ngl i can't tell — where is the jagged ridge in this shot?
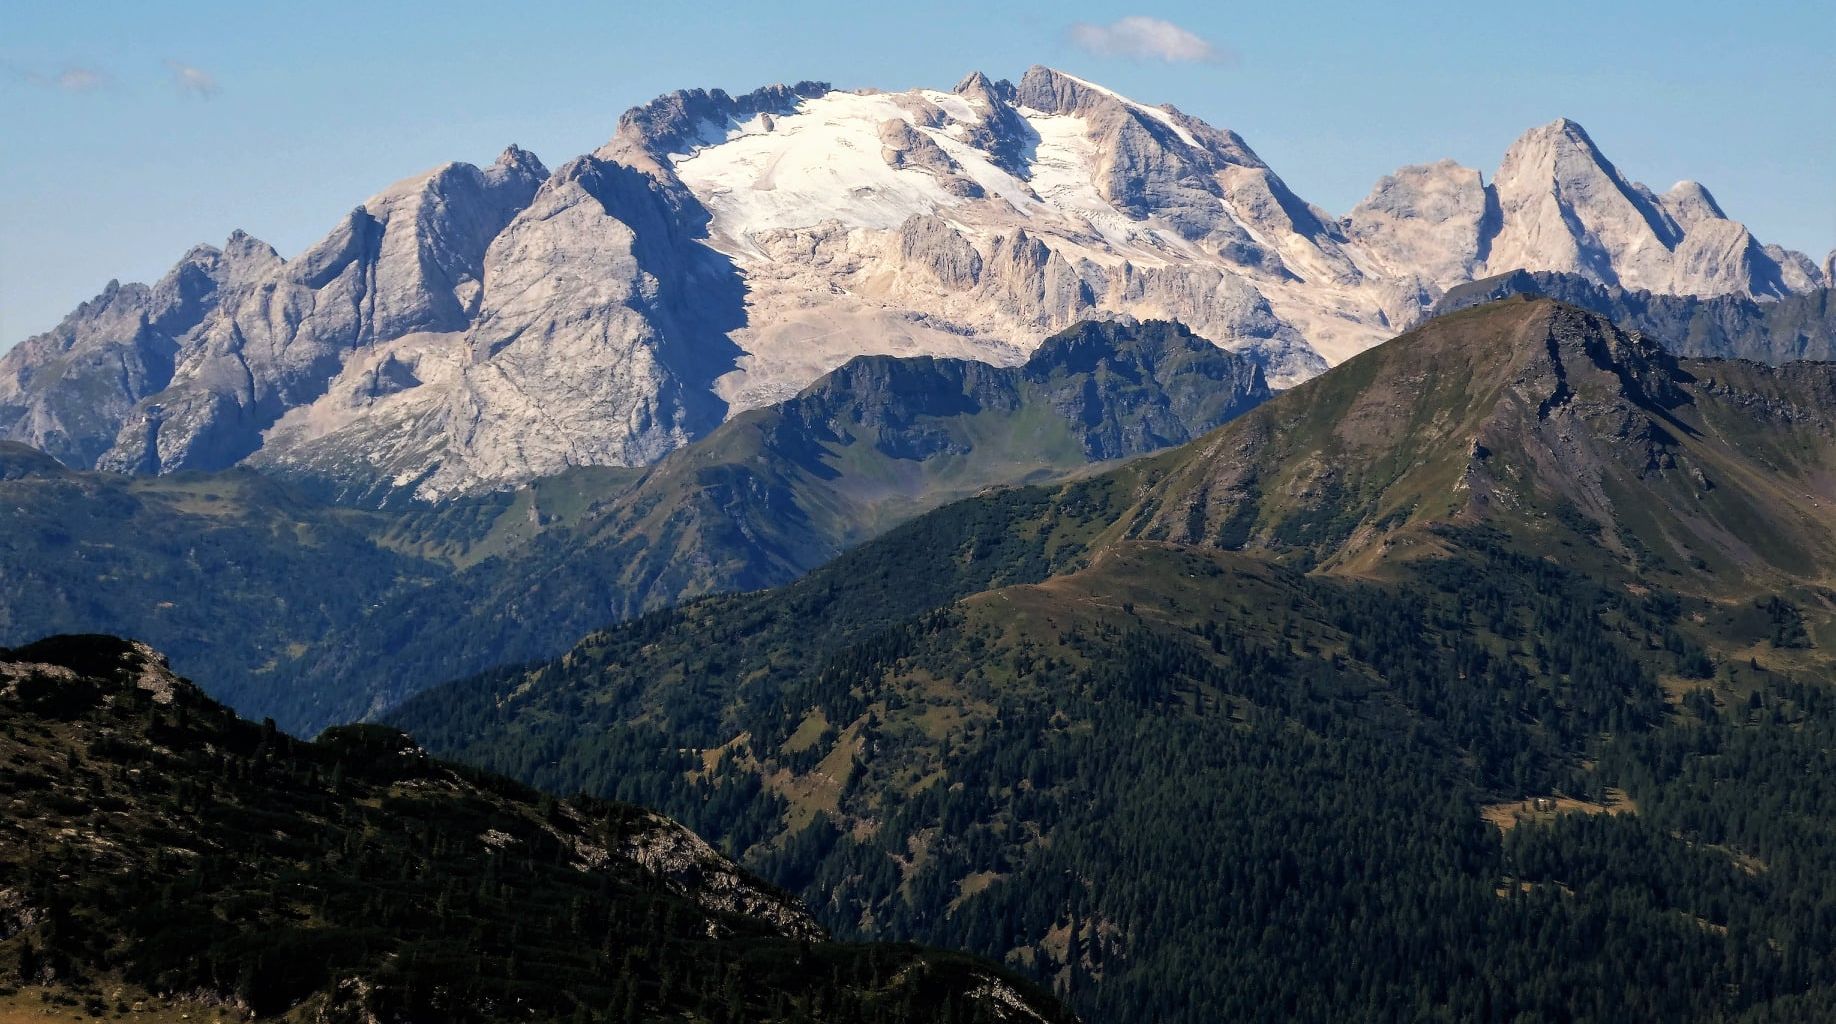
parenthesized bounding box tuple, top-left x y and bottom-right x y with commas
(3, 68, 1825, 501)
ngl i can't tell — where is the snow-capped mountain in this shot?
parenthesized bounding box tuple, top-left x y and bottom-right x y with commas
(2, 66, 1825, 502)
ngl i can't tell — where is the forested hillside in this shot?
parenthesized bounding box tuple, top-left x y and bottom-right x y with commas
(394, 299, 1836, 1022)
(0, 634, 1069, 1024)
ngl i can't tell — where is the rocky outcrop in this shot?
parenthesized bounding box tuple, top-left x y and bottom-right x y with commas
(244, 153, 742, 502)
(1346, 160, 1493, 289)
(0, 233, 278, 467)
(615, 809, 823, 941)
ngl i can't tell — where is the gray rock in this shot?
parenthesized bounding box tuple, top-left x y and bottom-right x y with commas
(0, 233, 278, 467)
(97, 148, 547, 474)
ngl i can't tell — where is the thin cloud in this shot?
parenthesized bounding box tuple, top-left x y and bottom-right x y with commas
(16, 65, 110, 92)
(164, 59, 220, 98)
(1068, 16, 1225, 64)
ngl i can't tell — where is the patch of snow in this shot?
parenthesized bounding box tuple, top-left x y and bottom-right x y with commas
(916, 89, 979, 124)
(671, 91, 974, 256)
(1020, 111, 1164, 253)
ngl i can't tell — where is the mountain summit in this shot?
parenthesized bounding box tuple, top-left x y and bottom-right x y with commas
(3, 69, 1824, 500)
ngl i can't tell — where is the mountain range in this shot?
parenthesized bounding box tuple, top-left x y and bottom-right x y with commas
(3, 66, 1826, 504)
(9, 59, 1836, 1024)
(391, 296, 1836, 1022)
(0, 319, 1267, 732)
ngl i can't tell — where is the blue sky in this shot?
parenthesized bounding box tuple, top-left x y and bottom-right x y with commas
(3, 0, 1832, 347)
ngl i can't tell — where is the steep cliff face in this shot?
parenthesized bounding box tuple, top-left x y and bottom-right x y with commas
(91, 149, 549, 477)
(244, 154, 744, 502)
(0, 233, 279, 467)
(5, 68, 1822, 501)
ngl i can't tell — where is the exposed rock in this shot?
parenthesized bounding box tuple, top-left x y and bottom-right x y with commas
(1347, 159, 1492, 289)
(0, 235, 277, 466)
(895, 214, 984, 289)
(94, 149, 548, 475)
(879, 119, 984, 197)
(616, 809, 823, 940)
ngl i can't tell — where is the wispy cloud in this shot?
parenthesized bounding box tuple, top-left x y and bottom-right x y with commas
(1068, 16, 1225, 64)
(16, 65, 110, 92)
(164, 59, 220, 98)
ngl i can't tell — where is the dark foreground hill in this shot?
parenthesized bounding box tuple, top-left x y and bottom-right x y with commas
(395, 298, 1836, 1023)
(0, 635, 1069, 1024)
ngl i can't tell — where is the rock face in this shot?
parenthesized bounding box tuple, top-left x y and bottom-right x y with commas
(1348, 120, 1819, 303)
(244, 154, 744, 502)
(0, 234, 279, 467)
(3, 68, 1824, 501)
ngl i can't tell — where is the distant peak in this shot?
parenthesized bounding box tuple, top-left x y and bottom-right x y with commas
(952, 69, 1016, 106)
(954, 70, 994, 94)
(1496, 118, 1618, 180)
(613, 80, 830, 157)
(179, 241, 222, 263)
(1016, 64, 1107, 114)
(1665, 179, 1725, 213)
(222, 229, 280, 264)
(495, 143, 545, 171)
(1516, 117, 1601, 150)
(491, 143, 550, 183)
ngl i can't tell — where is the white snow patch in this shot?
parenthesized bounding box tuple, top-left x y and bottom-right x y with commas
(671, 91, 975, 255)
(916, 89, 979, 125)
(1020, 112, 1164, 253)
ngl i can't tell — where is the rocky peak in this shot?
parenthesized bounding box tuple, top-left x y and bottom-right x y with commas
(952, 69, 1015, 105)
(1485, 117, 1692, 289)
(1494, 118, 1677, 243)
(610, 80, 831, 160)
(1531, 299, 1688, 412)
(490, 143, 548, 182)
(211, 229, 283, 287)
(1015, 64, 1110, 116)
(1659, 179, 1728, 230)
(1346, 158, 1493, 287)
